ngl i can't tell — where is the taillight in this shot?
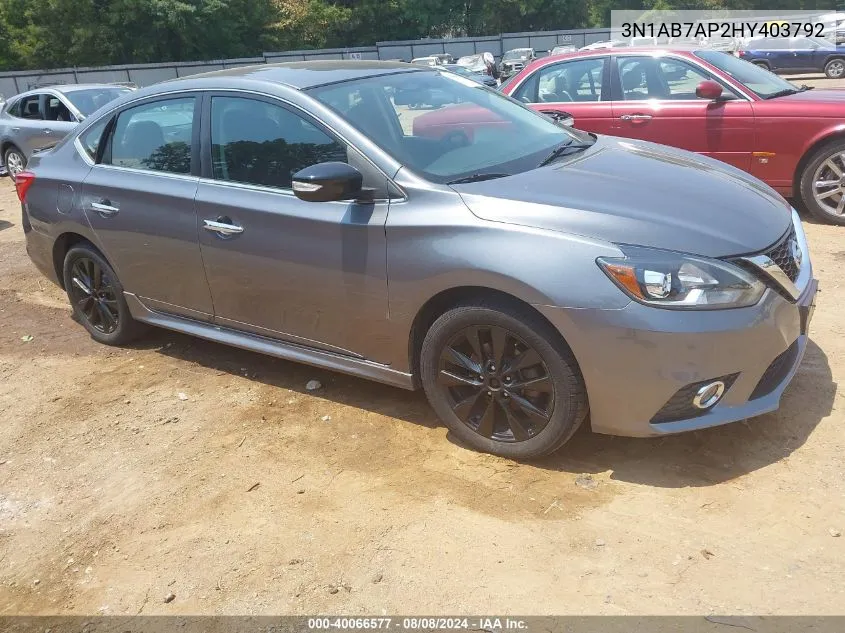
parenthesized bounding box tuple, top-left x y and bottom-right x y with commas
(735, 50, 746, 57)
(14, 171, 35, 203)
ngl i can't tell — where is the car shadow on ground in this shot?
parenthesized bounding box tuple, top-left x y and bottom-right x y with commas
(140, 330, 834, 489)
(0, 219, 13, 232)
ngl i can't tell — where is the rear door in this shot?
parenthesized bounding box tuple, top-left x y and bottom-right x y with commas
(611, 55, 755, 171)
(6, 93, 54, 155)
(80, 94, 214, 321)
(510, 56, 615, 134)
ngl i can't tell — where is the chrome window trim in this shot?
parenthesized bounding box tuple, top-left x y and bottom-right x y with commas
(70, 86, 407, 200)
(196, 176, 394, 205)
(91, 162, 198, 182)
(508, 52, 755, 103)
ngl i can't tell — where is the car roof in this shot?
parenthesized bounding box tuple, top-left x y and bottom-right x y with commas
(12, 83, 131, 98)
(172, 60, 423, 90)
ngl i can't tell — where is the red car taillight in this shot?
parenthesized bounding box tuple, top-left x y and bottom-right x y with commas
(734, 49, 746, 57)
(15, 171, 35, 203)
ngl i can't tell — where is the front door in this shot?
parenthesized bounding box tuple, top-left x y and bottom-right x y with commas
(195, 93, 390, 360)
(511, 56, 616, 135)
(80, 95, 214, 320)
(611, 55, 755, 172)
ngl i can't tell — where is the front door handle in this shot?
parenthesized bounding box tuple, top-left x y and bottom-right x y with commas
(619, 114, 653, 121)
(203, 218, 244, 236)
(42, 129, 53, 134)
(90, 200, 119, 217)
(11, 127, 20, 132)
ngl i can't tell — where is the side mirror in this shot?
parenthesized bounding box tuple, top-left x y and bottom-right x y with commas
(696, 80, 723, 100)
(541, 110, 575, 127)
(292, 162, 364, 203)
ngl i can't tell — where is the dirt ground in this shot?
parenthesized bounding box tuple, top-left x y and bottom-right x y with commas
(1, 78, 844, 617)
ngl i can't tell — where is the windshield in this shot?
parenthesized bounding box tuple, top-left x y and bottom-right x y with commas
(695, 50, 798, 98)
(504, 50, 531, 61)
(64, 87, 131, 116)
(309, 70, 581, 184)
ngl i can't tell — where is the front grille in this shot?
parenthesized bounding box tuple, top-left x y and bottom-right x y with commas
(651, 373, 739, 424)
(763, 225, 800, 283)
(749, 340, 800, 401)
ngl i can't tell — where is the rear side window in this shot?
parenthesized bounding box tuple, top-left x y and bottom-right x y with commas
(13, 95, 43, 120)
(79, 119, 109, 161)
(104, 97, 195, 174)
(210, 95, 346, 190)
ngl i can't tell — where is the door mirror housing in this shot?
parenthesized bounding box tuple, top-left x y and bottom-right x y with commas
(540, 110, 575, 127)
(696, 80, 723, 100)
(292, 162, 364, 203)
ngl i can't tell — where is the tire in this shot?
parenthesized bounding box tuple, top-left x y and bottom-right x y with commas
(798, 139, 845, 226)
(4, 146, 25, 180)
(62, 244, 147, 345)
(420, 299, 588, 459)
(824, 58, 845, 79)
(752, 61, 770, 71)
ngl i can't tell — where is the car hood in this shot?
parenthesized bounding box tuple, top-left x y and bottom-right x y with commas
(452, 136, 791, 258)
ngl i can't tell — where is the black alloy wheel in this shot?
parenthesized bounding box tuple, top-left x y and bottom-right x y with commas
(68, 256, 120, 334)
(437, 324, 554, 442)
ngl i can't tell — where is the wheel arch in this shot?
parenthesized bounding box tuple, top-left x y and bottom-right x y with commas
(793, 126, 845, 198)
(52, 232, 105, 289)
(407, 285, 582, 388)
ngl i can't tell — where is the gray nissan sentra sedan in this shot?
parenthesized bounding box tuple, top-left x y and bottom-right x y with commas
(16, 61, 818, 459)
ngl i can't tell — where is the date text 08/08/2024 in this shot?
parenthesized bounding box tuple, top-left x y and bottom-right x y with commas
(620, 21, 825, 39)
(307, 618, 528, 630)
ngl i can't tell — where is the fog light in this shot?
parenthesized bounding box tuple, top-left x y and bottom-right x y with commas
(692, 381, 725, 410)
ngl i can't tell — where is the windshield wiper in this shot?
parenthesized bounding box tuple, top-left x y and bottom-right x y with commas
(538, 140, 594, 167)
(447, 172, 510, 185)
(765, 88, 801, 99)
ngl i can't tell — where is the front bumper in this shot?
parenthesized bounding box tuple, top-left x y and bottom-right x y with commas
(537, 212, 818, 438)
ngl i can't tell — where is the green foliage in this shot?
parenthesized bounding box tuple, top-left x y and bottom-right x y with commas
(0, 0, 836, 71)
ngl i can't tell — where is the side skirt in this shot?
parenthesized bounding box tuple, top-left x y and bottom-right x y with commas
(124, 293, 416, 391)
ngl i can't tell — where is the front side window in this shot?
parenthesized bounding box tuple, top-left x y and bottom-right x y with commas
(310, 70, 581, 184)
(105, 97, 195, 174)
(45, 95, 74, 122)
(210, 96, 347, 190)
(695, 49, 798, 98)
(618, 56, 734, 101)
(536, 58, 605, 103)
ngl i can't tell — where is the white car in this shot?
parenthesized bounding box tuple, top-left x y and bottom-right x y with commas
(411, 56, 441, 67)
(550, 45, 576, 55)
(579, 39, 629, 51)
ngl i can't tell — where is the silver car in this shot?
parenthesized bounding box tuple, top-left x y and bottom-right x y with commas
(0, 84, 131, 178)
(17, 62, 818, 459)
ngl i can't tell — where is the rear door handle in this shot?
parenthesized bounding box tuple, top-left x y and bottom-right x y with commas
(619, 114, 653, 121)
(90, 200, 119, 217)
(203, 218, 244, 236)
(11, 127, 20, 132)
(42, 129, 53, 134)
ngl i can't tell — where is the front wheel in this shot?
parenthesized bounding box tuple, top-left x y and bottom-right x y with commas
(799, 140, 845, 226)
(825, 58, 845, 79)
(4, 146, 25, 180)
(420, 301, 588, 459)
(63, 244, 147, 345)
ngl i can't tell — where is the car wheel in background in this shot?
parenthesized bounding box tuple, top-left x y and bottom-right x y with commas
(752, 61, 770, 71)
(62, 244, 147, 345)
(4, 146, 25, 180)
(799, 139, 845, 226)
(420, 300, 588, 459)
(824, 58, 845, 79)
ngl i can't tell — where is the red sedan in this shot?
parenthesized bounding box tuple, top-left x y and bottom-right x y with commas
(495, 48, 845, 225)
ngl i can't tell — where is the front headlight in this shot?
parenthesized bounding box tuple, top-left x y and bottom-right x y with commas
(596, 246, 765, 310)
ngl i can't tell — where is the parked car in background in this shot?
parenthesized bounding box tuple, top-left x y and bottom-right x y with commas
(736, 36, 845, 78)
(442, 64, 498, 87)
(499, 48, 536, 79)
(579, 39, 628, 51)
(16, 61, 816, 458)
(456, 53, 492, 75)
(411, 56, 441, 67)
(550, 45, 577, 55)
(432, 53, 455, 64)
(0, 84, 131, 178)
(500, 47, 845, 225)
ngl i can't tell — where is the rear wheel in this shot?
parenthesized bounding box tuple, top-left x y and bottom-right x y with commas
(4, 146, 25, 180)
(799, 140, 845, 226)
(752, 61, 770, 71)
(824, 58, 845, 79)
(420, 300, 588, 459)
(62, 244, 147, 345)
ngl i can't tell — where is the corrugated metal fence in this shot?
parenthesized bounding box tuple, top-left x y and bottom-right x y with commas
(0, 28, 612, 97)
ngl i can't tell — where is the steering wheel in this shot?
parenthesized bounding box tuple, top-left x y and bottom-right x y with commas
(441, 130, 471, 150)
